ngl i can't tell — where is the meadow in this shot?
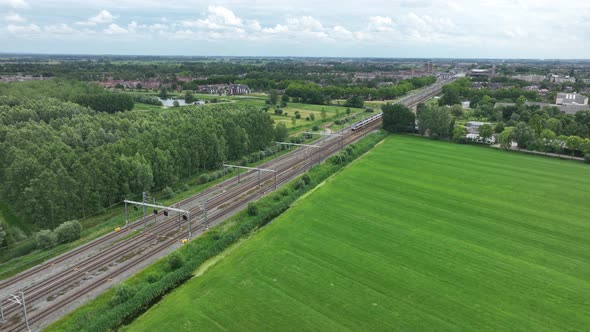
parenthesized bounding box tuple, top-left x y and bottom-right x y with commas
(125, 135, 590, 331)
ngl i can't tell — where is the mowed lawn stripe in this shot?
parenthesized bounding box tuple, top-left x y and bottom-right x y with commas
(126, 135, 590, 331)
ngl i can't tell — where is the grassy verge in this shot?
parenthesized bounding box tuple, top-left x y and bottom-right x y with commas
(45, 130, 389, 332)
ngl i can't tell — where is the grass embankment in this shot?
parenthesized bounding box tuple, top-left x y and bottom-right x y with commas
(125, 135, 590, 331)
(45, 131, 389, 332)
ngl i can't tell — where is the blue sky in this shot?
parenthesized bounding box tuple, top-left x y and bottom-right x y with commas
(1, 0, 589, 58)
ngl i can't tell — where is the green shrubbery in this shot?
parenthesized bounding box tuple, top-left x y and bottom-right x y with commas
(35, 220, 82, 249)
(47, 130, 388, 332)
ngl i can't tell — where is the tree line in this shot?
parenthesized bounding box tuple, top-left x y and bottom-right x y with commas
(0, 96, 275, 231)
(284, 76, 436, 105)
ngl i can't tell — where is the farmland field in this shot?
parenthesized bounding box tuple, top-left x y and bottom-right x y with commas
(125, 135, 590, 331)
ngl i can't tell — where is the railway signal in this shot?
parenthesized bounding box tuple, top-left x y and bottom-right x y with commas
(123, 200, 190, 235)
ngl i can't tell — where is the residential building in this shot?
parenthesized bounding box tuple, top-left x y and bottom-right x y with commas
(549, 74, 576, 83)
(556, 93, 588, 106)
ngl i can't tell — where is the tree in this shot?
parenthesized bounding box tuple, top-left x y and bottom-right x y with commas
(281, 94, 289, 103)
(499, 128, 513, 149)
(585, 154, 590, 164)
(173, 100, 180, 107)
(291, 116, 297, 127)
(416, 105, 451, 138)
(310, 113, 315, 121)
(344, 95, 364, 108)
(452, 126, 468, 141)
(36, 229, 57, 249)
(320, 108, 327, 121)
(159, 87, 169, 99)
(512, 122, 536, 150)
(539, 129, 557, 154)
(267, 90, 279, 105)
(55, 220, 82, 244)
(450, 104, 464, 118)
(184, 90, 195, 103)
(566, 135, 583, 158)
(528, 114, 543, 135)
(494, 122, 505, 133)
(478, 124, 493, 142)
(0, 223, 5, 247)
(275, 122, 288, 142)
(382, 103, 415, 133)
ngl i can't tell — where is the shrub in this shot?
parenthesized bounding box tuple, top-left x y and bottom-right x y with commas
(302, 174, 311, 185)
(55, 220, 82, 244)
(36, 229, 57, 249)
(585, 154, 590, 164)
(180, 184, 189, 192)
(166, 252, 185, 271)
(145, 273, 161, 284)
(247, 203, 258, 216)
(110, 284, 133, 306)
(162, 186, 174, 198)
(294, 179, 306, 190)
(198, 174, 210, 184)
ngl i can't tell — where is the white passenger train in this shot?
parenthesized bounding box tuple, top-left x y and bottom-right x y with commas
(350, 112, 383, 131)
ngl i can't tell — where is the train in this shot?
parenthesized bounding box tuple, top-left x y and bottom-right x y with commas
(350, 112, 383, 131)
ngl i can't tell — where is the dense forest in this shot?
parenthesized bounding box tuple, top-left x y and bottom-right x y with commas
(0, 97, 275, 232)
(0, 79, 134, 113)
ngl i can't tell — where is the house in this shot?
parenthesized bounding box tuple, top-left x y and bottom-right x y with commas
(556, 93, 588, 106)
(549, 74, 576, 83)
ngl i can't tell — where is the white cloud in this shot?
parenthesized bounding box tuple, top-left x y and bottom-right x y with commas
(6, 23, 39, 34)
(368, 16, 395, 32)
(182, 5, 250, 31)
(0, 0, 29, 9)
(103, 23, 127, 34)
(44, 23, 77, 34)
(3, 12, 25, 23)
(77, 10, 116, 26)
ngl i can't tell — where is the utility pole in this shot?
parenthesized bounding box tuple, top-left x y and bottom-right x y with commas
(6, 291, 30, 331)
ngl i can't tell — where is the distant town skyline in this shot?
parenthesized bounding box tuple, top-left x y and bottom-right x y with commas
(1, 0, 589, 59)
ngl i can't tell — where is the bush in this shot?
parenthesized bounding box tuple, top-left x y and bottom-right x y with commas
(110, 284, 134, 306)
(166, 252, 185, 271)
(55, 220, 82, 244)
(294, 179, 306, 190)
(198, 174, 210, 184)
(36, 229, 57, 249)
(162, 186, 175, 197)
(180, 184, 190, 192)
(247, 203, 258, 216)
(145, 273, 161, 284)
(302, 174, 311, 185)
(585, 154, 590, 164)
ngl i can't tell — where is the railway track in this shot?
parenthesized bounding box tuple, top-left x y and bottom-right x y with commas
(0, 80, 447, 331)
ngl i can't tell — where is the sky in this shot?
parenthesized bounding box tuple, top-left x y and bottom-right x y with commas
(0, 0, 589, 58)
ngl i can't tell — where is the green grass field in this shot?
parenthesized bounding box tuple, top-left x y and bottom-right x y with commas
(125, 136, 590, 331)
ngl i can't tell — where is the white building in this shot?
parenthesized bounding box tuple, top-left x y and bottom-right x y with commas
(556, 93, 588, 106)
